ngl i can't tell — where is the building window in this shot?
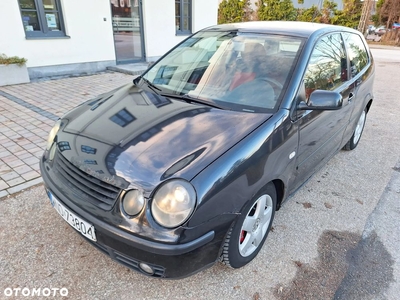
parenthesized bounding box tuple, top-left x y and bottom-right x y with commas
(110, 109, 136, 127)
(81, 145, 97, 155)
(175, 0, 191, 35)
(18, 0, 66, 38)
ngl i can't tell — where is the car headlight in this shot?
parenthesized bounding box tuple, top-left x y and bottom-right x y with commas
(122, 190, 145, 216)
(46, 120, 61, 150)
(151, 180, 196, 228)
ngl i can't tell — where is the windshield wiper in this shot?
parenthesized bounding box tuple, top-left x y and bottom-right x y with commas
(162, 93, 227, 110)
(136, 76, 162, 94)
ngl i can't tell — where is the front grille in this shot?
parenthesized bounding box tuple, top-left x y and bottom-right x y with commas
(54, 151, 121, 210)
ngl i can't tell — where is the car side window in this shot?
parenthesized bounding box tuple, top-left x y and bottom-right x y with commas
(304, 33, 348, 100)
(342, 33, 369, 77)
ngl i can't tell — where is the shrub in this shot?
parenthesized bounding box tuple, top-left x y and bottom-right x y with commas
(0, 54, 27, 66)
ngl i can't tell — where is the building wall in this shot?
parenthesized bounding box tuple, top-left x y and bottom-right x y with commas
(0, 0, 218, 78)
(0, 0, 116, 68)
(142, 0, 218, 62)
(192, 0, 219, 33)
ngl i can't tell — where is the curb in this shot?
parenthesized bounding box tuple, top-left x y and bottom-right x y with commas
(0, 177, 43, 199)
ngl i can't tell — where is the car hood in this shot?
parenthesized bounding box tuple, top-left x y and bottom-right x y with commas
(59, 84, 272, 194)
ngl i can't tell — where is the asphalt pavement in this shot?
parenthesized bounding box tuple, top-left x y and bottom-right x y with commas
(0, 47, 400, 299)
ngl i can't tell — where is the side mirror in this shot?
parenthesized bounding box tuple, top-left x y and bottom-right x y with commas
(298, 90, 343, 111)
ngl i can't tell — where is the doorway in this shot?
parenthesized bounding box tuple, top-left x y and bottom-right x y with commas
(110, 0, 144, 63)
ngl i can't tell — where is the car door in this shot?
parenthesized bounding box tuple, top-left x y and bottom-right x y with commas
(291, 33, 354, 190)
(340, 32, 372, 144)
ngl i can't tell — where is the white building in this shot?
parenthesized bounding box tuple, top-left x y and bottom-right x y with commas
(0, 0, 218, 79)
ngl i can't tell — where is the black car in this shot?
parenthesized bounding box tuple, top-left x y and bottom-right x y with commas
(40, 21, 374, 278)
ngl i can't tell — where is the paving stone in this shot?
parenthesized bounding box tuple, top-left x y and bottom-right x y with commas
(7, 159, 25, 168)
(36, 142, 46, 149)
(1, 155, 18, 163)
(0, 180, 9, 190)
(21, 170, 40, 181)
(0, 190, 9, 198)
(2, 141, 17, 148)
(17, 129, 30, 135)
(22, 143, 37, 150)
(25, 125, 36, 130)
(7, 134, 22, 140)
(7, 176, 25, 187)
(33, 150, 44, 158)
(0, 150, 12, 158)
(7, 145, 24, 153)
(0, 164, 11, 174)
(23, 156, 39, 165)
(6, 177, 43, 194)
(21, 132, 35, 138)
(29, 136, 45, 142)
(14, 150, 29, 156)
(18, 153, 33, 160)
(0, 128, 12, 134)
(28, 147, 43, 155)
(13, 164, 33, 175)
(16, 140, 31, 146)
(1, 171, 19, 181)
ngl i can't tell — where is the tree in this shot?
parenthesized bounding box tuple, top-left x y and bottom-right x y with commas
(318, 0, 338, 24)
(377, 0, 400, 28)
(297, 5, 321, 22)
(218, 0, 253, 24)
(256, 0, 297, 21)
(331, 0, 362, 28)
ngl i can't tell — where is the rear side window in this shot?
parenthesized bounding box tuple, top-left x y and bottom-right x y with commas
(304, 33, 348, 100)
(342, 33, 369, 77)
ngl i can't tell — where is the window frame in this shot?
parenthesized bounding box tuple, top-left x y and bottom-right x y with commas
(341, 32, 370, 78)
(303, 32, 349, 101)
(175, 0, 192, 35)
(18, 0, 67, 39)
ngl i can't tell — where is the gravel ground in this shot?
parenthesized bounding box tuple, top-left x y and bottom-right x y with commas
(1, 48, 399, 299)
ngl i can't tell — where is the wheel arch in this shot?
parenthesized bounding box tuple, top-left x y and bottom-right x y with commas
(272, 179, 285, 210)
(366, 98, 373, 113)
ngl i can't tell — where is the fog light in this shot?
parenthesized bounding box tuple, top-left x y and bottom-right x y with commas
(139, 262, 154, 275)
(122, 190, 145, 216)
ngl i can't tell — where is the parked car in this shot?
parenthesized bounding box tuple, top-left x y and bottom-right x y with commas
(375, 25, 387, 36)
(367, 25, 376, 34)
(393, 23, 400, 30)
(41, 21, 374, 278)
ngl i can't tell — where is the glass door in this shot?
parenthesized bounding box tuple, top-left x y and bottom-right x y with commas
(110, 0, 144, 63)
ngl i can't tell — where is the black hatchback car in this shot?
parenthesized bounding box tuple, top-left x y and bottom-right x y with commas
(41, 21, 374, 278)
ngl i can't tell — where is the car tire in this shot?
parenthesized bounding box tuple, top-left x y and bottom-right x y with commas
(221, 182, 277, 268)
(343, 107, 367, 151)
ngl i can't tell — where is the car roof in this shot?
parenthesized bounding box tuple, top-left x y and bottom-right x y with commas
(204, 21, 352, 38)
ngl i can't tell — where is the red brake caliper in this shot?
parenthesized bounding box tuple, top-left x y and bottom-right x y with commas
(240, 230, 245, 243)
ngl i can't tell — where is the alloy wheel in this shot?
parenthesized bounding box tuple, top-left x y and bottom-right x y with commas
(238, 194, 273, 257)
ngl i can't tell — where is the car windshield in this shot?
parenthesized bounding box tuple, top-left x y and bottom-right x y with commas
(142, 31, 304, 113)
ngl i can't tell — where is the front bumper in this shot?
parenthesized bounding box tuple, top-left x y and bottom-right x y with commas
(40, 158, 225, 278)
